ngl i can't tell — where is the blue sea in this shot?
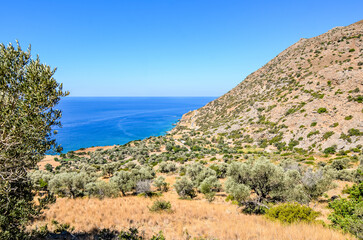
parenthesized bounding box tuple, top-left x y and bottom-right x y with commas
(54, 97, 216, 153)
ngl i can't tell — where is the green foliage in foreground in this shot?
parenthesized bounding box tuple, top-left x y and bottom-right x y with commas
(120, 228, 165, 240)
(0, 42, 68, 239)
(266, 203, 320, 224)
(30, 225, 165, 240)
(329, 183, 363, 239)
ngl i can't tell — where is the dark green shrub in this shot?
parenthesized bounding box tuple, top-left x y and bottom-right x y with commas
(45, 163, 53, 172)
(328, 183, 363, 239)
(266, 203, 320, 224)
(331, 158, 350, 171)
(148, 200, 172, 213)
(348, 128, 362, 136)
(323, 145, 337, 154)
(345, 115, 353, 120)
(119, 227, 165, 240)
(307, 130, 320, 138)
(323, 131, 334, 140)
(317, 108, 327, 114)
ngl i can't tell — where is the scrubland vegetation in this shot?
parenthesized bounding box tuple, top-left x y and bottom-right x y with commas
(29, 134, 363, 239)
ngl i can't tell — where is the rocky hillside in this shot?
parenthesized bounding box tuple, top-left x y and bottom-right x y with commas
(174, 20, 363, 153)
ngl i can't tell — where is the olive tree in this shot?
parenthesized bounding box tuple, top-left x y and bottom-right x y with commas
(48, 172, 94, 198)
(225, 158, 333, 211)
(0, 42, 68, 239)
(110, 167, 155, 196)
(174, 176, 196, 199)
(85, 180, 119, 199)
(153, 176, 169, 192)
(101, 162, 119, 177)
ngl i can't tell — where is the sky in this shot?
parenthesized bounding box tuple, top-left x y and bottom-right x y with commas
(1, 0, 362, 97)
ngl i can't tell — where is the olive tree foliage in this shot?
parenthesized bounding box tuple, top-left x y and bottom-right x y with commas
(0, 42, 68, 239)
(174, 176, 196, 199)
(48, 172, 95, 198)
(85, 180, 119, 199)
(110, 167, 155, 196)
(199, 176, 222, 202)
(174, 163, 222, 199)
(29, 170, 54, 191)
(153, 176, 169, 192)
(186, 163, 217, 187)
(101, 162, 120, 177)
(158, 161, 178, 173)
(225, 158, 333, 209)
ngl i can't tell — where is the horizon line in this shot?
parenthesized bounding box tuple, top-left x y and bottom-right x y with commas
(66, 95, 220, 98)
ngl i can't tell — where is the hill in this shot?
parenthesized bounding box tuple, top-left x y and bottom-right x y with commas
(173, 20, 363, 153)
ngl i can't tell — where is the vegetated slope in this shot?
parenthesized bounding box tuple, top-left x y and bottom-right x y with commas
(174, 20, 363, 153)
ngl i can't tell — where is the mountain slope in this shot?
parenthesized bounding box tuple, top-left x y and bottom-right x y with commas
(174, 20, 363, 153)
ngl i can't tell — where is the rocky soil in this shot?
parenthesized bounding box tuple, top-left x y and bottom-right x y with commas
(173, 20, 363, 153)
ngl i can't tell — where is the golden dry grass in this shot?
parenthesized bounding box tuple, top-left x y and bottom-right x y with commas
(38, 155, 60, 170)
(32, 193, 353, 240)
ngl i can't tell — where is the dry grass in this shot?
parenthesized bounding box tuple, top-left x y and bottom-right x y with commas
(38, 155, 60, 170)
(32, 193, 353, 240)
(74, 145, 116, 153)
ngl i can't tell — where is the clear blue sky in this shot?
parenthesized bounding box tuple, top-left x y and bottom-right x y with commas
(1, 0, 362, 96)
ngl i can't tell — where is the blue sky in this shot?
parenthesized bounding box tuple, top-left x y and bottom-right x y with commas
(1, 0, 362, 96)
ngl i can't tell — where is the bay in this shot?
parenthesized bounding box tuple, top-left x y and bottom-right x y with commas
(54, 97, 216, 153)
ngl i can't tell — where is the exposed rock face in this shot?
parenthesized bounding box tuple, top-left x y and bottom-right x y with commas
(174, 20, 363, 152)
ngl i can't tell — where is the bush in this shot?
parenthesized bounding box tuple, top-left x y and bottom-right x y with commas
(348, 128, 362, 136)
(331, 158, 350, 170)
(266, 203, 320, 224)
(209, 163, 228, 178)
(322, 131, 334, 140)
(186, 163, 217, 187)
(224, 180, 250, 204)
(136, 180, 152, 196)
(307, 130, 320, 138)
(317, 107, 327, 114)
(158, 161, 177, 173)
(153, 176, 169, 192)
(101, 162, 119, 177)
(199, 176, 221, 202)
(148, 199, 172, 213)
(323, 145, 337, 154)
(329, 183, 363, 239)
(174, 177, 196, 199)
(345, 115, 353, 120)
(85, 180, 119, 199)
(44, 163, 53, 172)
(110, 167, 155, 196)
(119, 227, 165, 240)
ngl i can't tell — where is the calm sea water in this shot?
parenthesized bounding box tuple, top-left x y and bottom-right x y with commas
(54, 97, 215, 153)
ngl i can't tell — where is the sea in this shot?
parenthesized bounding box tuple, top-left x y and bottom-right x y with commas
(54, 97, 216, 153)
